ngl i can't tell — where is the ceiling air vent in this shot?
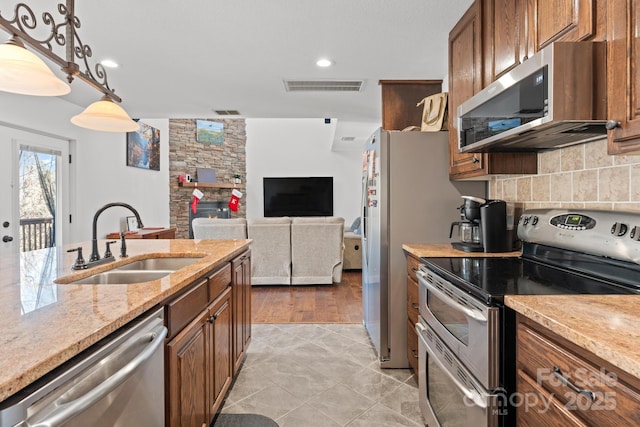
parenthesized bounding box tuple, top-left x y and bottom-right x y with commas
(341, 136, 356, 142)
(284, 80, 364, 92)
(214, 110, 241, 115)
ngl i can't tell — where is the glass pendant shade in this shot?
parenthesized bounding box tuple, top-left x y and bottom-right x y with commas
(0, 38, 71, 96)
(71, 96, 140, 132)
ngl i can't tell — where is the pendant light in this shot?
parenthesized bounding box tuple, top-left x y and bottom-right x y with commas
(0, 36, 70, 96)
(0, 1, 137, 133)
(71, 95, 140, 132)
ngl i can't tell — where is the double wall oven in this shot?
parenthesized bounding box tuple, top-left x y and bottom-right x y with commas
(415, 209, 640, 427)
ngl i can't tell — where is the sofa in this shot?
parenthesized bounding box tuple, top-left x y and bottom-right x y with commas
(247, 217, 292, 285)
(192, 217, 247, 239)
(290, 216, 345, 285)
(192, 216, 345, 285)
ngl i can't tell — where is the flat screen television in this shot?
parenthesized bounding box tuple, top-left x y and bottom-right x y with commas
(263, 177, 333, 217)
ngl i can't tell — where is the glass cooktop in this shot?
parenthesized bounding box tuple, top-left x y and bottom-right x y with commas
(420, 255, 640, 305)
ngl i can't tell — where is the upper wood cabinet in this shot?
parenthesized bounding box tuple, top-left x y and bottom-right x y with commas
(380, 80, 442, 130)
(483, 0, 526, 84)
(607, 1, 640, 154)
(448, 0, 537, 179)
(526, 0, 604, 51)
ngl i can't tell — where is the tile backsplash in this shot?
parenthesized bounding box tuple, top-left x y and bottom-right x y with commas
(489, 138, 640, 213)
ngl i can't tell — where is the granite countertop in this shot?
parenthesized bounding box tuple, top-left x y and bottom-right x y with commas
(0, 238, 251, 402)
(402, 243, 522, 258)
(506, 295, 640, 380)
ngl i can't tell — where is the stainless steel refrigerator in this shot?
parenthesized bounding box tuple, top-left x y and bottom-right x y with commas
(361, 128, 485, 368)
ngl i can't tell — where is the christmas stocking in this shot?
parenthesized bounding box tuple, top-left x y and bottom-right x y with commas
(191, 188, 204, 214)
(228, 189, 243, 212)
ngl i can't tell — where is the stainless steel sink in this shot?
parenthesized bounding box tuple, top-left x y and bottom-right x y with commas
(116, 257, 202, 271)
(67, 270, 172, 285)
(61, 256, 203, 285)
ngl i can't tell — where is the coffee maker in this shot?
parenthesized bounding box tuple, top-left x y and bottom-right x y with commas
(450, 196, 514, 252)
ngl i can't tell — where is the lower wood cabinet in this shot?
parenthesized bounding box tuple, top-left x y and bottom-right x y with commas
(405, 253, 420, 374)
(232, 251, 251, 374)
(165, 254, 251, 427)
(516, 314, 640, 426)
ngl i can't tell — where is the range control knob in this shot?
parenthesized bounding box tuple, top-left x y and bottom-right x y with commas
(631, 226, 640, 241)
(523, 216, 530, 226)
(611, 222, 629, 237)
(531, 216, 539, 226)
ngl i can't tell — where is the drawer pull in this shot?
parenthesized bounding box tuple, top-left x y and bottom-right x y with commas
(411, 303, 419, 310)
(552, 366, 594, 400)
(411, 350, 419, 359)
(411, 267, 418, 272)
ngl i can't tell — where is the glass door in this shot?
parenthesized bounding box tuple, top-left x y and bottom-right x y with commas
(0, 125, 69, 258)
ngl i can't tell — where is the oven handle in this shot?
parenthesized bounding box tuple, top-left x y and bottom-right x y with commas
(417, 271, 487, 323)
(416, 322, 488, 410)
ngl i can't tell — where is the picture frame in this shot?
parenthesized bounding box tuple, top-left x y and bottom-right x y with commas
(126, 121, 160, 170)
(126, 216, 139, 232)
(196, 120, 224, 145)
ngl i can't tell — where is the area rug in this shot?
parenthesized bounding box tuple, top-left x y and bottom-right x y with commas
(213, 413, 279, 427)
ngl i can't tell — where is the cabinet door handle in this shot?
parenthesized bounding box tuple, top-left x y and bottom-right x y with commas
(207, 314, 216, 323)
(411, 349, 419, 359)
(552, 366, 594, 400)
(411, 303, 419, 310)
(411, 267, 418, 272)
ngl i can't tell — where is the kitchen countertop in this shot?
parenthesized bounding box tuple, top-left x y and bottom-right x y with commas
(0, 238, 251, 403)
(402, 243, 522, 258)
(505, 295, 640, 380)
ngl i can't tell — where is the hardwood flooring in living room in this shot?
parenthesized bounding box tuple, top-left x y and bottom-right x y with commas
(251, 270, 363, 323)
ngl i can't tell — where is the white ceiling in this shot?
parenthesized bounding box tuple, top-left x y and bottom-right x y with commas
(1, 0, 473, 145)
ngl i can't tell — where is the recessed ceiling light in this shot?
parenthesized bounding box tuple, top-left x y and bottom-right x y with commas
(316, 58, 333, 67)
(101, 59, 118, 68)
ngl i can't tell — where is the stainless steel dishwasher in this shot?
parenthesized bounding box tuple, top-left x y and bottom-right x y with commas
(0, 307, 167, 427)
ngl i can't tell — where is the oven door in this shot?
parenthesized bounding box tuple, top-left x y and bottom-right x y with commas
(417, 318, 500, 427)
(417, 266, 500, 390)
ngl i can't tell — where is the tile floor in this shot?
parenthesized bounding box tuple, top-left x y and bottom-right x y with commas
(219, 324, 424, 426)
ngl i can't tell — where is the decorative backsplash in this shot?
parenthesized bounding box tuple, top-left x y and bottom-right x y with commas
(489, 138, 640, 213)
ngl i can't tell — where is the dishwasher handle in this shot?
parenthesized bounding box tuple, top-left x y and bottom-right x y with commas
(26, 324, 167, 427)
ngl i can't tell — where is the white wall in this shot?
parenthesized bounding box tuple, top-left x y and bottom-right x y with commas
(0, 91, 170, 244)
(245, 118, 363, 225)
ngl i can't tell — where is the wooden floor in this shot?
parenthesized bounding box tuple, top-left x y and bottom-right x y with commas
(251, 270, 362, 323)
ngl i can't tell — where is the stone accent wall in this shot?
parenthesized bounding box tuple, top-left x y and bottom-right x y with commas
(489, 139, 640, 213)
(169, 119, 246, 238)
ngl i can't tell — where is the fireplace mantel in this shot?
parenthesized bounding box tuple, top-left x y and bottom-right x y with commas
(179, 182, 245, 189)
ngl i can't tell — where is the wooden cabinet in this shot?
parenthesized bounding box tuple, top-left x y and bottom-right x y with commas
(405, 253, 420, 374)
(379, 80, 442, 130)
(448, 0, 538, 179)
(483, 0, 526, 83)
(165, 260, 244, 427)
(208, 289, 232, 420)
(607, 1, 640, 154)
(525, 0, 603, 52)
(516, 314, 640, 426)
(232, 250, 252, 374)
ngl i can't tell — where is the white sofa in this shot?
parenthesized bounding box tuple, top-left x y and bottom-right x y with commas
(192, 217, 247, 239)
(247, 217, 292, 285)
(290, 216, 345, 285)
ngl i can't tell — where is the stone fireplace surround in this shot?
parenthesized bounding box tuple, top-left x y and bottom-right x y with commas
(169, 119, 247, 238)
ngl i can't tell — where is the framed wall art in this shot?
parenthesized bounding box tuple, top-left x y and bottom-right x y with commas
(196, 120, 224, 145)
(126, 121, 160, 170)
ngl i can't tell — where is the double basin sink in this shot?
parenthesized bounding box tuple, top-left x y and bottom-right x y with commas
(60, 257, 202, 285)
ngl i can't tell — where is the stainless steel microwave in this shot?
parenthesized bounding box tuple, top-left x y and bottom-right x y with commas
(457, 42, 607, 153)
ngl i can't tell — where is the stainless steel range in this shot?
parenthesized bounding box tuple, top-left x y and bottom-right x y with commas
(416, 209, 640, 427)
